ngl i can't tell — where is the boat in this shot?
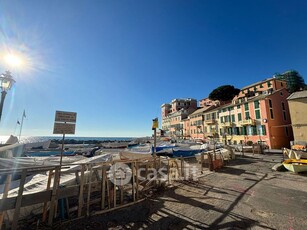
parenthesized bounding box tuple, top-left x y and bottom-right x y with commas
(283, 148, 307, 160)
(119, 151, 152, 160)
(24, 150, 76, 157)
(282, 159, 307, 173)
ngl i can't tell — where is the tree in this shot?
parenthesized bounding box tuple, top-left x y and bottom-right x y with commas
(275, 70, 306, 93)
(208, 85, 240, 102)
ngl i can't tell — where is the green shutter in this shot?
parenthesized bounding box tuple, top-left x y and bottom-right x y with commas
(238, 113, 242, 121)
(255, 110, 261, 119)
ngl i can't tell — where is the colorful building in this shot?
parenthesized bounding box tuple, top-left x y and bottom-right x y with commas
(160, 76, 296, 149)
(218, 78, 293, 148)
(188, 105, 217, 140)
(161, 98, 197, 137)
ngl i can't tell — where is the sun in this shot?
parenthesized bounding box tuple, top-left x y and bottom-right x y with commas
(4, 54, 23, 67)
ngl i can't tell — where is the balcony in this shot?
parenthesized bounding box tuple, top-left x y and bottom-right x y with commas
(239, 119, 255, 126)
(221, 122, 233, 127)
(205, 119, 216, 124)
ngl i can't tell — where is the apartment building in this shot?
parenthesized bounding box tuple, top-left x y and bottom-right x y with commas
(188, 106, 217, 140)
(218, 78, 293, 148)
(161, 76, 295, 148)
(161, 98, 197, 137)
(287, 90, 307, 143)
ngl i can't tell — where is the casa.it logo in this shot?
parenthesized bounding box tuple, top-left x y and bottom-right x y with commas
(109, 162, 132, 186)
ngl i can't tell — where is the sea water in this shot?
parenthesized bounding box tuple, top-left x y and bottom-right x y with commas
(0, 136, 135, 144)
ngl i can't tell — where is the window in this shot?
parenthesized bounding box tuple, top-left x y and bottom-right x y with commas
(255, 110, 261, 119)
(270, 109, 274, 119)
(269, 99, 273, 108)
(267, 82, 272, 87)
(244, 103, 249, 110)
(260, 84, 263, 88)
(232, 114, 235, 122)
(269, 99, 274, 119)
(285, 127, 289, 136)
(245, 111, 250, 120)
(237, 105, 240, 109)
(281, 102, 285, 110)
(254, 100, 260, 109)
(252, 126, 257, 135)
(281, 82, 283, 87)
(238, 113, 242, 121)
(283, 111, 287, 121)
(261, 125, 266, 135)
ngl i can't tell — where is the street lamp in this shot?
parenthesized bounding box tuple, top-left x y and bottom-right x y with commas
(0, 71, 15, 122)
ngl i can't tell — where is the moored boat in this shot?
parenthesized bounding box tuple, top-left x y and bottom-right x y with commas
(282, 159, 307, 173)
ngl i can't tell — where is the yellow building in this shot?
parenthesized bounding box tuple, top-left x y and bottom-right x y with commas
(287, 91, 307, 143)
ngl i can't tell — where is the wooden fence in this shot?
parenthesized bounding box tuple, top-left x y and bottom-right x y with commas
(0, 156, 196, 229)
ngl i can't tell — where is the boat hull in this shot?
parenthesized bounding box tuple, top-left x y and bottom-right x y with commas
(282, 159, 307, 173)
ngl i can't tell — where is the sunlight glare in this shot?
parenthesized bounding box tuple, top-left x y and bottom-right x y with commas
(5, 54, 23, 67)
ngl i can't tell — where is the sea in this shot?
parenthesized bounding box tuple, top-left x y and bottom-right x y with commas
(0, 135, 135, 144)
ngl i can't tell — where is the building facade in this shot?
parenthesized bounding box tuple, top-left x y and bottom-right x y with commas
(161, 98, 197, 137)
(218, 78, 293, 148)
(287, 91, 307, 143)
(160, 76, 295, 149)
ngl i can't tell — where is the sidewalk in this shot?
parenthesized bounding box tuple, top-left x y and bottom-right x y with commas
(59, 152, 307, 230)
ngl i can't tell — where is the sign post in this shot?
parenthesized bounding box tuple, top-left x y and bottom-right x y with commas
(152, 118, 158, 157)
(53, 111, 77, 178)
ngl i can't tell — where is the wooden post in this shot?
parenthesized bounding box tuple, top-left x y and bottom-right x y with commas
(132, 162, 136, 202)
(12, 169, 27, 230)
(86, 164, 93, 216)
(0, 174, 12, 227)
(42, 170, 53, 222)
(48, 167, 60, 226)
(77, 165, 85, 217)
(113, 164, 116, 208)
(136, 162, 139, 200)
(180, 156, 184, 178)
(200, 153, 204, 174)
(107, 178, 111, 209)
(167, 159, 171, 185)
(120, 172, 124, 205)
(101, 166, 106, 210)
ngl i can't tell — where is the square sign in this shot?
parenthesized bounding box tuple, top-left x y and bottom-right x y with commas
(53, 111, 77, 134)
(55, 111, 77, 123)
(53, 122, 76, 134)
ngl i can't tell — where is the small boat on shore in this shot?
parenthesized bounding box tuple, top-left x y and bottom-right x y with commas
(282, 159, 307, 173)
(24, 150, 76, 157)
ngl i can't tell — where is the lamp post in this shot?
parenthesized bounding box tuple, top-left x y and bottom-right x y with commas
(0, 71, 15, 122)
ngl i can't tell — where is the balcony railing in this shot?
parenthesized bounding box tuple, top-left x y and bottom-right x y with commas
(205, 119, 216, 124)
(239, 119, 255, 126)
(221, 121, 233, 127)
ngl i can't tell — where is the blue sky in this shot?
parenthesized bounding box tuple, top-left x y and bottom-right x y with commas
(0, 0, 307, 138)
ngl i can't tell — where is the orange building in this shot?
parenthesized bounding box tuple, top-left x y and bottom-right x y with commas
(218, 78, 293, 148)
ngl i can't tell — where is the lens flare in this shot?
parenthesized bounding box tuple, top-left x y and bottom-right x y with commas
(5, 54, 23, 67)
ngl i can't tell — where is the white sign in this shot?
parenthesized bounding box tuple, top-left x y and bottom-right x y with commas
(53, 122, 76, 134)
(55, 111, 77, 123)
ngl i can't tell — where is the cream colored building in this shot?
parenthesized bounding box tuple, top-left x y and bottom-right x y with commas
(287, 91, 307, 143)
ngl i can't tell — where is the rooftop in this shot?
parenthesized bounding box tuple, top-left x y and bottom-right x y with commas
(287, 90, 307, 100)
